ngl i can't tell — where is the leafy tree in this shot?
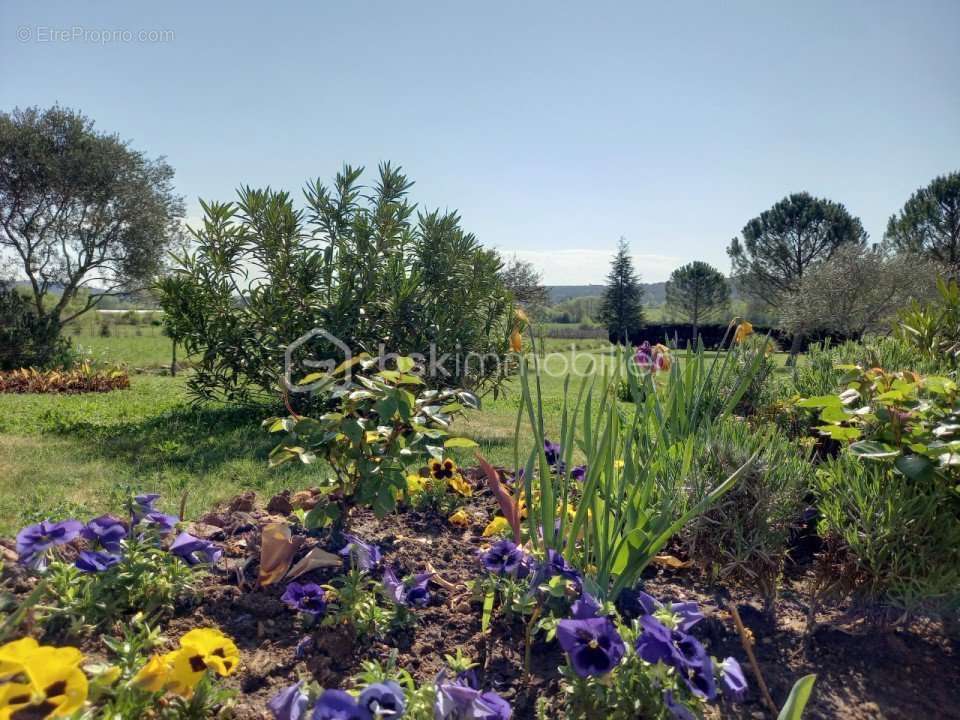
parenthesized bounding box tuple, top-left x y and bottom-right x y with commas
(0, 106, 184, 333)
(500, 255, 549, 317)
(157, 164, 512, 402)
(0, 280, 72, 370)
(598, 238, 644, 342)
(664, 261, 730, 338)
(780, 245, 938, 338)
(885, 171, 960, 274)
(728, 192, 866, 354)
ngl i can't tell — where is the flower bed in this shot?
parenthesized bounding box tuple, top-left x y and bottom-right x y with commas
(0, 365, 130, 393)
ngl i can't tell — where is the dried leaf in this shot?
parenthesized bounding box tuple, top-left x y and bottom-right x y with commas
(652, 554, 691, 569)
(286, 546, 342, 580)
(258, 522, 302, 586)
(476, 453, 520, 543)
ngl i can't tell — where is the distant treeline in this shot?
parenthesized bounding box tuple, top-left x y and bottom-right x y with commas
(607, 323, 857, 352)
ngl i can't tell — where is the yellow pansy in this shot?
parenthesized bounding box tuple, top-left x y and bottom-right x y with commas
(482, 516, 511, 538)
(131, 651, 177, 693)
(0, 637, 40, 678)
(428, 458, 457, 481)
(447, 474, 472, 497)
(734, 320, 754, 344)
(448, 509, 471, 527)
(0, 646, 88, 719)
(178, 628, 240, 678)
(406, 474, 426, 494)
(509, 328, 522, 353)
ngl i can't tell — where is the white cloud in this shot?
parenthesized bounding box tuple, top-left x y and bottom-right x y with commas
(502, 248, 682, 285)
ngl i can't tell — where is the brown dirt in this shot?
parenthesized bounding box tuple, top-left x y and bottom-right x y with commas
(6, 482, 960, 720)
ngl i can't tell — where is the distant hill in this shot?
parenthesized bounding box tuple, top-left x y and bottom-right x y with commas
(547, 282, 667, 305)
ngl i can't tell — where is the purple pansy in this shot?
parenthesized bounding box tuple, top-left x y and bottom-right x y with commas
(16, 519, 83, 569)
(720, 656, 748, 701)
(434, 678, 511, 720)
(132, 493, 161, 523)
(663, 690, 696, 720)
(570, 465, 587, 482)
(311, 689, 369, 720)
(615, 585, 660, 619)
(268, 680, 310, 720)
(636, 615, 716, 700)
(556, 617, 625, 677)
(358, 681, 406, 717)
(169, 531, 222, 565)
(339, 534, 383, 573)
(75, 549, 121, 573)
(543, 439, 562, 467)
(139, 511, 179, 536)
(383, 567, 432, 607)
(81, 515, 128, 553)
(480, 540, 528, 577)
(281, 582, 327, 617)
(533, 549, 582, 589)
(570, 591, 602, 619)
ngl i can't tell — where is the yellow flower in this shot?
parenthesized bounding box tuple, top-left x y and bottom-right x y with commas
(131, 651, 176, 693)
(614, 459, 625, 469)
(448, 509, 471, 527)
(482, 516, 511, 538)
(406, 474, 426, 494)
(447, 474, 472, 497)
(0, 645, 88, 719)
(734, 321, 754, 344)
(428, 458, 457, 481)
(509, 328, 522, 353)
(178, 628, 240, 678)
(0, 637, 40, 679)
(653, 344, 671, 372)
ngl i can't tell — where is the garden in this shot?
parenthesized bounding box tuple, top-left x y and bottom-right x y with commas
(1, 107, 960, 720)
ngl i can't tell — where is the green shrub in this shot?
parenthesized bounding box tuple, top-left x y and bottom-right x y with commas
(682, 417, 813, 614)
(157, 164, 513, 403)
(0, 281, 74, 370)
(814, 455, 960, 618)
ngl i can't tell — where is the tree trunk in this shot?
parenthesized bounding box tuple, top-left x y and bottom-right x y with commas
(788, 330, 804, 364)
(171, 340, 177, 377)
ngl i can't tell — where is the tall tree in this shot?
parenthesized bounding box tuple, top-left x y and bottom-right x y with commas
(598, 237, 644, 342)
(0, 106, 184, 333)
(664, 261, 730, 339)
(727, 192, 866, 354)
(500, 255, 550, 317)
(885, 171, 960, 274)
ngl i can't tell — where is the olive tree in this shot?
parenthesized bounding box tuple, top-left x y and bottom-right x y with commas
(0, 106, 184, 331)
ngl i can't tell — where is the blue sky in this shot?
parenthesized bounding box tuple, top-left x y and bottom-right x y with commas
(2, 1, 958, 283)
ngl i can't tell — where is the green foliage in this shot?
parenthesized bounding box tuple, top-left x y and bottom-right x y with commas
(0, 105, 184, 330)
(885, 170, 960, 273)
(517, 337, 767, 600)
(664, 260, 730, 334)
(814, 455, 960, 615)
(39, 535, 200, 637)
(683, 417, 813, 613)
(157, 163, 512, 403)
(777, 675, 817, 720)
(0, 281, 75, 370)
(265, 356, 479, 519)
(799, 366, 959, 491)
(322, 569, 392, 641)
(598, 238, 645, 341)
(728, 192, 866, 321)
(897, 276, 960, 365)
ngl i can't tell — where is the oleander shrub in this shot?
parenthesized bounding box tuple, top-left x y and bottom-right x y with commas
(0, 280, 74, 371)
(682, 417, 813, 614)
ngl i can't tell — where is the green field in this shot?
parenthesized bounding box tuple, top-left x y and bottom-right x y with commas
(0, 323, 790, 534)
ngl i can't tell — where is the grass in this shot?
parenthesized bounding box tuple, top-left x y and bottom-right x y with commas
(0, 326, 792, 534)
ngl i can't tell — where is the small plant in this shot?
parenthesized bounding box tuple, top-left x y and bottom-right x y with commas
(0, 363, 129, 393)
(265, 355, 480, 522)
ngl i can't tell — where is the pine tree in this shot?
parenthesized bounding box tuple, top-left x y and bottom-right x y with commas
(598, 238, 645, 342)
(664, 261, 730, 339)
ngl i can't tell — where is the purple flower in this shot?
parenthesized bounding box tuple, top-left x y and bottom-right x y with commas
(570, 591, 601, 619)
(663, 691, 695, 720)
(139, 511, 179, 536)
(435, 680, 511, 720)
(268, 681, 310, 720)
(615, 585, 660, 619)
(132, 493, 161, 523)
(169, 531, 222, 565)
(720, 656, 748, 702)
(281, 582, 327, 617)
(480, 541, 527, 577)
(295, 635, 314, 659)
(556, 617, 625, 677)
(75, 550, 121, 573)
(636, 615, 716, 700)
(81, 515, 127, 553)
(533, 549, 582, 589)
(311, 689, 369, 720)
(358, 681, 405, 717)
(383, 567, 432, 607)
(634, 342, 654, 370)
(339, 534, 382, 573)
(543, 439, 562, 466)
(16, 519, 83, 569)
(570, 465, 587, 482)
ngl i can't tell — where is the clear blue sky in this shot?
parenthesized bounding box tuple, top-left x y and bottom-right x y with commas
(2, 0, 958, 283)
